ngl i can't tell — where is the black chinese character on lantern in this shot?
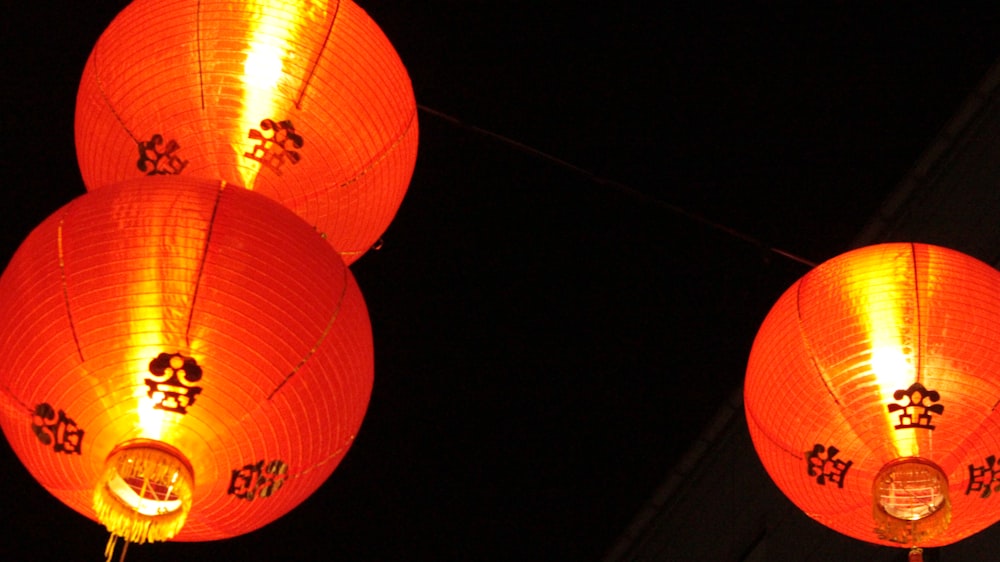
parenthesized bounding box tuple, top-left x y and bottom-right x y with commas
(31, 403, 84, 455)
(136, 134, 188, 175)
(967, 455, 1000, 498)
(228, 459, 289, 501)
(806, 443, 852, 488)
(244, 118, 303, 175)
(887, 382, 944, 430)
(145, 352, 203, 414)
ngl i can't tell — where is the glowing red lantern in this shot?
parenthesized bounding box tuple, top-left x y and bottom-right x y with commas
(0, 176, 373, 544)
(75, 0, 418, 264)
(745, 243, 1000, 555)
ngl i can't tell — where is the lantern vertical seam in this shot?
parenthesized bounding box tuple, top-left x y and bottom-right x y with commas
(197, 0, 205, 110)
(795, 278, 842, 407)
(93, 44, 139, 144)
(744, 403, 806, 461)
(910, 242, 923, 385)
(0, 384, 32, 416)
(184, 183, 226, 347)
(290, 435, 354, 480)
(338, 107, 417, 190)
(57, 215, 85, 363)
(294, 1, 342, 110)
(266, 266, 349, 401)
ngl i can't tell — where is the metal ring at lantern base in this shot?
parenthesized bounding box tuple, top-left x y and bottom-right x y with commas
(93, 439, 195, 544)
(872, 457, 950, 546)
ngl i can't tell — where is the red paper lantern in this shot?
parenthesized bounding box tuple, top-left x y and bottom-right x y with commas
(745, 243, 1000, 550)
(0, 176, 373, 543)
(75, 0, 418, 264)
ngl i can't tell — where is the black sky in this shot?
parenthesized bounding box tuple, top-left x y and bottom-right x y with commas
(2, 2, 999, 560)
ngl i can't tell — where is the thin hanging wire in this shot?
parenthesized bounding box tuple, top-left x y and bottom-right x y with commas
(417, 104, 818, 269)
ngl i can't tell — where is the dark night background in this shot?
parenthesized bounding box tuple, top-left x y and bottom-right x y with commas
(2, 2, 1000, 560)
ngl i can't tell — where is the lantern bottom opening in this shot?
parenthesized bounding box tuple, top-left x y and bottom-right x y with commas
(93, 439, 195, 544)
(872, 457, 950, 545)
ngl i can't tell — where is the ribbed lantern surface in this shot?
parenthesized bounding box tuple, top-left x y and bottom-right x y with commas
(745, 243, 1000, 548)
(0, 176, 373, 541)
(75, 0, 418, 264)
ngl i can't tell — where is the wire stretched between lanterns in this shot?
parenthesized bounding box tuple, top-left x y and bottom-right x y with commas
(416, 104, 819, 270)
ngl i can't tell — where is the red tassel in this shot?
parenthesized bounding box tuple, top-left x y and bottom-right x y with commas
(909, 547, 923, 562)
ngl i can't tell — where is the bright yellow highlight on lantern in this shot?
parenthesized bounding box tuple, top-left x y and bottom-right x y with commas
(136, 382, 167, 441)
(238, 1, 313, 189)
(846, 253, 919, 459)
(129, 267, 196, 441)
(129, 279, 167, 440)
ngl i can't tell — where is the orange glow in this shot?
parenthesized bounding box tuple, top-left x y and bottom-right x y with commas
(745, 243, 1000, 548)
(75, 0, 418, 263)
(0, 177, 373, 541)
(869, 346, 916, 456)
